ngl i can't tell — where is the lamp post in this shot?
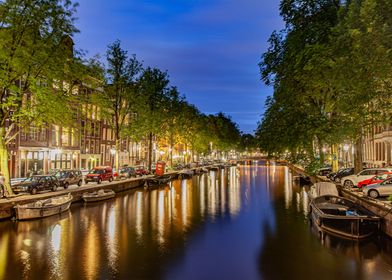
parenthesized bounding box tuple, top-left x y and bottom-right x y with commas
(110, 147, 116, 167)
(159, 150, 164, 161)
(343, 144, 349, 168)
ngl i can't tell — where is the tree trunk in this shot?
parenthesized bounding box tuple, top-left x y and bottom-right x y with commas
(115, 138, 120, 178)
(0, 127, 13, 197)
(184, 144, 188, 164)
(148, 132, 153, 171)
(317, 137, 324, 165)
(331, 144, 339, 172)
(169, 134, 173, 167)
(354, 135, 363, 174)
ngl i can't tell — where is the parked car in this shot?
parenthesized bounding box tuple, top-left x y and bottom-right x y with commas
(317, 167, 332, 177)
(332, 167, 355, 183)
(112, 168, 119, 179)
(362, 178, 392, 198)
(54, 169, 83, 189)
(85, 166, 114, 184)
(357, 172, 392, 189)
(173, 163, 184, 171)
(12, 175, 60, 195)
(134, 165, 149, 176)
(119, 166, 136, 178)
(341, 168, 392, 188)
(151, 163, 156, 174)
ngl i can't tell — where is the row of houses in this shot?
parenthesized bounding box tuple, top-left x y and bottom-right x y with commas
(363, 124, 392, 167)
(319, 124, 392, 169)
(6, 83, 154, 178)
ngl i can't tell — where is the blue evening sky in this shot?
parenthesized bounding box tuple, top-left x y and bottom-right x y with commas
(73, 0, 283, 133)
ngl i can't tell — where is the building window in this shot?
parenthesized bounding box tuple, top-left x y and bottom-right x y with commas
(71, 129, 78, 147)
(61, 128, 69, 146)
(52, 125, 60, 146)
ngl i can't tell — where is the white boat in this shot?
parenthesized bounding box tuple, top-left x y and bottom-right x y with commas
(308, 182, 339, 200)
(82, 189, 115, 202)
(14, 193, 73, 220)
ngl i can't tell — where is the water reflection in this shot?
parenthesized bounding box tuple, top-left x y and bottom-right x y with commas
(0, 166, 391, 280)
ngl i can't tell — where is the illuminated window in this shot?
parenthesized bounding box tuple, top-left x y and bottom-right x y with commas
(52, 125, 60, 146)
(62, 128, 69, 146)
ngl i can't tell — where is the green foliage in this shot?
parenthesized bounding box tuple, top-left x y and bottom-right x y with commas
(239, 134, 257, 152)
(257, 0, 392, 171)
(0, 0, 79, 194)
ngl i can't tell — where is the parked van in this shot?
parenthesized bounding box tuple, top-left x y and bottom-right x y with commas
(85, 166, 114, 184)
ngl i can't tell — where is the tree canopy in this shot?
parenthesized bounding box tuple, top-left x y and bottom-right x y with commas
(257, 0, 392, 172)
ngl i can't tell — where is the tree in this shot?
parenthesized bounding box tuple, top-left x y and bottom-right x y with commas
(0, 0, 79, 196)
(94, 40, 143, 172)
(258, 0, 345, 169)
(207, 112, 241, 158)
(331, 0, 392, 172)
(136, 67, 170, 170)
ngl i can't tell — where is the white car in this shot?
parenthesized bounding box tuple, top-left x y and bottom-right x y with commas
(362, 178, 392, 198)
(341, 168, 392, 188)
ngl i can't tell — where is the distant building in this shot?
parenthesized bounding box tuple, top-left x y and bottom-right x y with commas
(363, 125, 392, 167)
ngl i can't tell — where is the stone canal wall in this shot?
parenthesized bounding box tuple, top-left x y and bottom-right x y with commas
(0, 167, 215, 220)
(0, 176, 146, 220)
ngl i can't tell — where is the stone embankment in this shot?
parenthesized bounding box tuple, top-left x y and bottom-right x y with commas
(0, 166, 221, 220)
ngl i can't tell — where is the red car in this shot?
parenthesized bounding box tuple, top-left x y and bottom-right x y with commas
(85, 166, 114, 184)
(357, 172, 392, 189)
(134, 165, 149, 176)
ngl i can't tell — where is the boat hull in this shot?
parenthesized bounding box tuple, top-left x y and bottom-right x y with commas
(310, 196, 380, 239)
(146, 175, 172, 187)
(82, 192, 115, 202)
(15, 196, 72, 220)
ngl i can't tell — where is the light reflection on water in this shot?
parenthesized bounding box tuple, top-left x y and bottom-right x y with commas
(0, 166, 391, 280)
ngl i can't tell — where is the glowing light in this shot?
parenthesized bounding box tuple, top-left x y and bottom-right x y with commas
(51, 225, 62, 252)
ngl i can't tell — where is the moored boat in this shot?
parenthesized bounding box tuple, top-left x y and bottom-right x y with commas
(178, 170, 193, 179)
(308, 182, 339, 200)
(145, 174, 172, 187)
(200, 167, 209, 173)
(208, 165, 220, 171)
(14, 193, 73, 220)
(82, 189, 115, 202)
(310, 195, 380, 239)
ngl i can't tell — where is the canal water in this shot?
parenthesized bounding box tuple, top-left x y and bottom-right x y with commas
(0, 165, 391, 280)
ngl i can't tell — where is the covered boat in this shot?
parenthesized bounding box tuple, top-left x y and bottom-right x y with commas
(82, 189, 115, 202)
(14, 193, 73, 220)
(308, 182, 339, 200)
(310, 195, 380, 239)
(145, 174, 172, 187)
(208, 165, 220, 171)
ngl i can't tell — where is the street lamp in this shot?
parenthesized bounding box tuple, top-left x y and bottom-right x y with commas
(159, 150, 164, 161)
(110, 147, 116, 167)
(343, 144, 349, 168)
